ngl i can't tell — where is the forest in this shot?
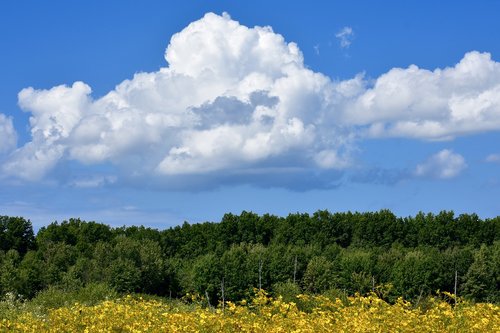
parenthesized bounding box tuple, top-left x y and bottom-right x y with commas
(0, 209, 499, 304)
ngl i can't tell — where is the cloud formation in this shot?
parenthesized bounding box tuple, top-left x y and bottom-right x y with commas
(415, 149, 467, 179)
(2, 13, 500, 189)
(345, 51, 500, 140)
(0, 114, 17, 154)
(335, 27, 354, 49)
(3, 13, 351, 185)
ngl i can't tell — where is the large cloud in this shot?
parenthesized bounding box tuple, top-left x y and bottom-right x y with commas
(3, 12, 350, 184)
(0, 114, 17, 154)
(2, 13, 500, 187)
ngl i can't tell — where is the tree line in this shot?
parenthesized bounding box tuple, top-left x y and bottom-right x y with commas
(0, 210, 499, 303)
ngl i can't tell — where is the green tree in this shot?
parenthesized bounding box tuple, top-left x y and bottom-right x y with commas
(138, 239, 167, 294)
(17, 251, 45, 298)
(339, 249, 374, 294)
(0, 216, 35, 255)
(190, 253, 221, 305)
(220, 244, 253, 300)
(0, 249, 20, 295)
(392, 249, 442, 300)
(303, 256, 336, 293)
(462, 244, 497, 302)
(109, 258, 141, 293)
(246, 243, 269, 290)
(41, 242, 77, 286)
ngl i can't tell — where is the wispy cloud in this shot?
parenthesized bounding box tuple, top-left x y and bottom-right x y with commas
(335, 26, 354, 49)
(350, 167, 410, 185)
(68, 175, 117, 188)
(0, 114, 17, 154)
(485, 153, 500, 163)
(313, 44, 320, 55)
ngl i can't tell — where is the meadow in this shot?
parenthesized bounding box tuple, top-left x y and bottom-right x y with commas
(1, 290, 498, 332)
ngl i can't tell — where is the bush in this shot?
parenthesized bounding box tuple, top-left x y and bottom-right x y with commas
(30, 283, 117, 310)
(272, 281, 301, 303)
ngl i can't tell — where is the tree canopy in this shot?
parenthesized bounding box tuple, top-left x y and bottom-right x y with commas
(0, 210, 498, 303)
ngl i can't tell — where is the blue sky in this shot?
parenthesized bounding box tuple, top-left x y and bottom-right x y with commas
(1, 1, 500, 230)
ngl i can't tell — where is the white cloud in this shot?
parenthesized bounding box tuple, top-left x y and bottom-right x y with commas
(415, 149, 467, 179)
(345, 51, 500, 140)
(2, 82, 90, 180)
(3, 12, 350, 183)
(485, 153, 500, 163)
(3, 12, 500, 188)
(0, 114, 17, 154)
(335, 27, 354, 49)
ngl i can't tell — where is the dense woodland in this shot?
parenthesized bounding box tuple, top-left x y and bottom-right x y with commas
(0, 210, 499, 304)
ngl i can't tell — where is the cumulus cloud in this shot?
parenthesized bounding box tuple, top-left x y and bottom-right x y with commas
(345, 51, 500, 140)
(335, 27, 354, 49)
(3, 12, 500, 189)
(3, 12, 351, 185)
(415, 149, 467, 179)
(0, 114, 17, 154)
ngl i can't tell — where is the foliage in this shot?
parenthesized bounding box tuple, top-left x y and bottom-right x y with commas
(0, 210, 499, 303)
(29, 283, 117, 311)
(0, 216, 35, 255)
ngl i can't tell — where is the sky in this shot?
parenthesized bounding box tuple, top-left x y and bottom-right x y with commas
(1, 1, 500, 230)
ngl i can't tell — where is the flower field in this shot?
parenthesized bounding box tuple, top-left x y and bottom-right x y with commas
(1, 292, 498, 332)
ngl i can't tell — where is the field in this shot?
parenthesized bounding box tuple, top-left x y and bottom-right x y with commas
(1, 291, 498, 332)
